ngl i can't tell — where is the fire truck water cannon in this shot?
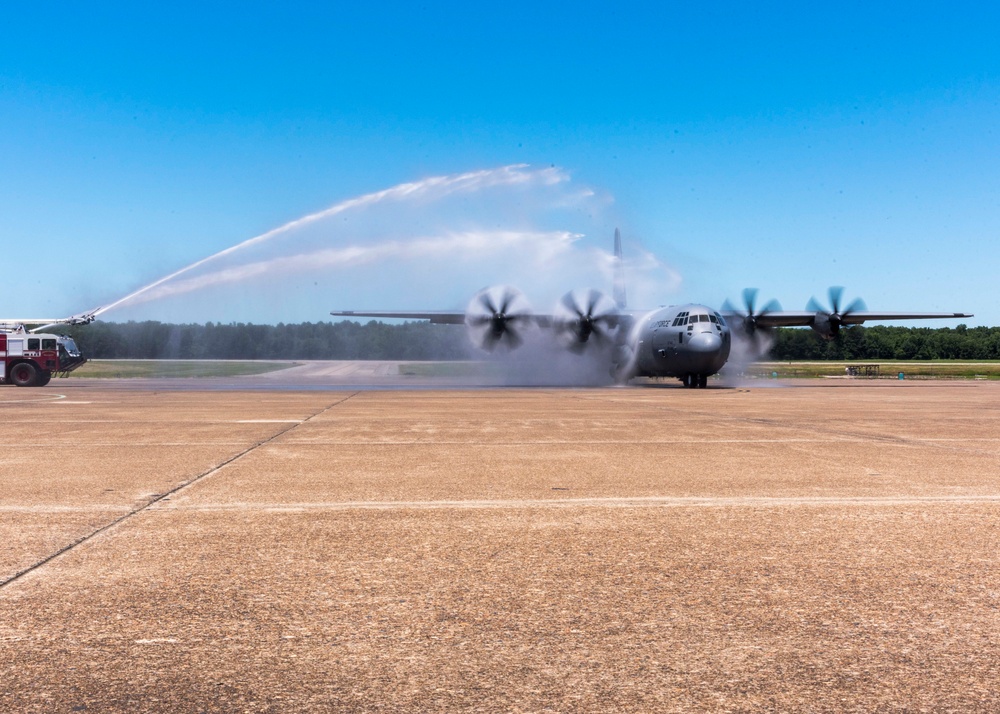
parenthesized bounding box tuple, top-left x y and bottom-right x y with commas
(61, 311, 98, 327)
(0, 309, 99, 387)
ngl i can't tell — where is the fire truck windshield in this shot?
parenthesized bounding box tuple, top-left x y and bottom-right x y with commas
(60, 338, 81, 356)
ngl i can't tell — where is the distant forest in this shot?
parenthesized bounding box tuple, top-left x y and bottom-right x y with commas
(60, 320, 1000, 361)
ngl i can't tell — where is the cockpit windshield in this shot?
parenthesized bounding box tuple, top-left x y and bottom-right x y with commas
(672, 310, 728, 328)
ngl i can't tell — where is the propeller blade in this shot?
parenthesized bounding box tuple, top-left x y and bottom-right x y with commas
(499, 288, 515, 315)
(465, 285, 533, 352)
(586, 289, 602, 317)
(478, 292, 497, 315)
(807, 286, 867, 338)
(843, 297, 867, 315)
(553, 289, 617, 351)
(759, 298, 781, 315)
(829, 286, 844, 315)
(480, 332, 499, 351)
(725, 288, 781, 358)
(504, 324, 523, 350)
(561, 292, 582, 317)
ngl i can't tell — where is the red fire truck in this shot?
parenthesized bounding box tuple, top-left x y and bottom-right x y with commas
(1, 313, 94, 387)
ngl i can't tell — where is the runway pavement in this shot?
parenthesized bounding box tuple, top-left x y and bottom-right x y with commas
(1, 378, 999, 711)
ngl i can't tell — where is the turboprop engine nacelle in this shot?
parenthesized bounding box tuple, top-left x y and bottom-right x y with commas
(807, 287, 866, 341)
(464, 285, 533, 352)
(553, 289, 618, 353)
(810, 311, 837, 340)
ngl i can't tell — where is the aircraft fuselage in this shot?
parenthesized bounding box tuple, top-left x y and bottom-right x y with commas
(627, 303, 732, 385)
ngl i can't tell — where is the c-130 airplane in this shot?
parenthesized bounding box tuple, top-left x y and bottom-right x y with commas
(331, 230, 973, 387)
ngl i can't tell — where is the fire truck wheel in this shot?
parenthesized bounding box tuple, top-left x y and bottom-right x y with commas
(9, 362, 39, 387)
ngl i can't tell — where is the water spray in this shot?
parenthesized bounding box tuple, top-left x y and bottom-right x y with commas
(92, 164, 567, 319)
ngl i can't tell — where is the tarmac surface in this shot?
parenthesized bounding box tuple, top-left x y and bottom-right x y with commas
(2, 368, 999, 711)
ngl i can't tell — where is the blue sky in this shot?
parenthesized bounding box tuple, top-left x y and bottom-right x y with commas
(2, 2, 997, 326)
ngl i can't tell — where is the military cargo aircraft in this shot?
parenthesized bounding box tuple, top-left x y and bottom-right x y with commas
(331, 230, 972, 387)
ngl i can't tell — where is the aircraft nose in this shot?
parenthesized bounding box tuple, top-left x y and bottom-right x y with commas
(687, 331, 723, 354)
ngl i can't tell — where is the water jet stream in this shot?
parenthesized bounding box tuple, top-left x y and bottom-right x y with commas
(93, 164, 564, 318)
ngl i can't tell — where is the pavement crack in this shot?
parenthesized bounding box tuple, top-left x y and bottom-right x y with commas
(0, 393, 359, 591)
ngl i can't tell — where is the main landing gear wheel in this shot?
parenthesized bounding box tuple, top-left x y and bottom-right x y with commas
(9, 362, 39, 387)
(683, 374, 708, 389)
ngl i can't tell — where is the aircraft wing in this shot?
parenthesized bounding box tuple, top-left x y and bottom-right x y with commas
(330, 310, 468, 325)
(748, 311, 973, 328)
(336, 307, 971, 330)
(331, 309, 565, 329)
(329, 309, 636, 330)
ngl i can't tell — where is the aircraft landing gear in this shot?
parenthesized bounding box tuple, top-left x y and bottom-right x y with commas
(682, 374, 708, 389)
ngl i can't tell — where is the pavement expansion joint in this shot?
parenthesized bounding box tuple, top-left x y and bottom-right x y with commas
(0, 391, 359, 591)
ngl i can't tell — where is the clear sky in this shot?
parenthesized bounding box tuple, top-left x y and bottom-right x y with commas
(2, 2, 997, 326)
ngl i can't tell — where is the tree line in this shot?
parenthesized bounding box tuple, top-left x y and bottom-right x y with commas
(61, 320, 473, 361)
(59, 320, 1000, 361)
(770, 324, 1000, 361)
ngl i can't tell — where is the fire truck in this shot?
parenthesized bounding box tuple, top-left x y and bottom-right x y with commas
(1, 313, 95, 387)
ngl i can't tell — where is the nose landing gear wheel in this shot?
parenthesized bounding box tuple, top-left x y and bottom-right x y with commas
(684, 374, 707, 388)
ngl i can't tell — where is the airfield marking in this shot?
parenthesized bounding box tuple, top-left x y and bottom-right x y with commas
(235, 419, 304, 423)
(0, 506, 132, 513)
(0, 392, 361, 591)
(11, 436, 1000, 447)
(234, 437, 1000, 444)
(0, 392, 67, 403)
(148, 494, 1000, 512)
(11, 442, 259, 447)
(8, 493, 1000, 515)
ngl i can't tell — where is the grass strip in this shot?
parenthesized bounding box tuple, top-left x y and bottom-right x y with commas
(750, 361, 1000, 380)
(70, 360, 296, 379)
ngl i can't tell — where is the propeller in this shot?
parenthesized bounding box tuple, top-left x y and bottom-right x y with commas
(806, 286, 867, 339)
(553, 289, 618, 352)
(722, 288, 781, 355)
(464, 285, 533, 352)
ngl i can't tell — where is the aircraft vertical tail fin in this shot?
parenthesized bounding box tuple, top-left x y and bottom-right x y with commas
(613, 228, 627, 309)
